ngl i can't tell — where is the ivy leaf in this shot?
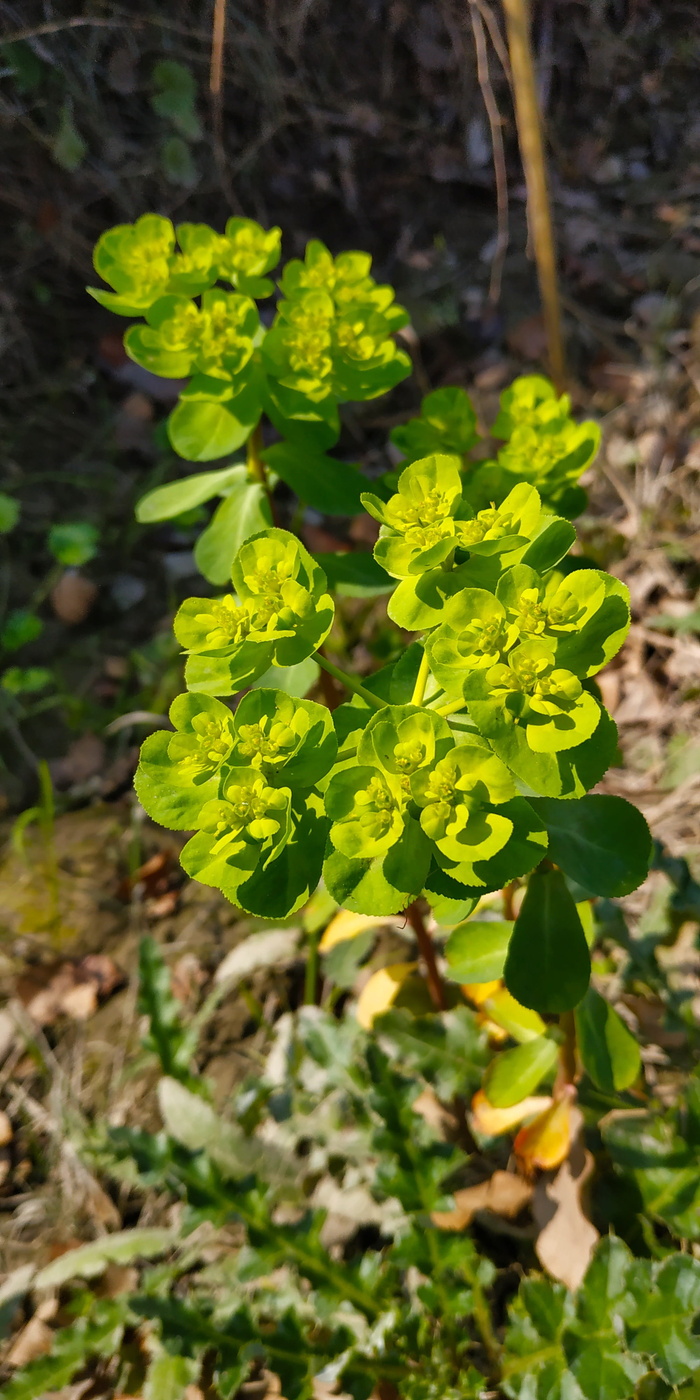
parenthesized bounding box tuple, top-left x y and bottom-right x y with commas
(504, 866, 591, 1013)
(529, 795, 651, 897)
(575, 988, 641, 1092)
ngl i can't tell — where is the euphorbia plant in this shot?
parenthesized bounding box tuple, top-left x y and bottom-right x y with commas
(134, 443, 652, 1107)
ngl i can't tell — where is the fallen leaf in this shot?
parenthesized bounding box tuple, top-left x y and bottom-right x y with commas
(514, 1090, 575, 1174)
(412, 1086, 459, 1138)
(18, 954, 125, 1026)
(170, 953, 206, 1004)
(6, 1318, 54, 1367)
(471, 1088, 553, 1136)
(533, 1112, 599, 1289)
(0, 1109, 12, 1146)
(432, 1170, 533, 1230)
(320, 910, 388, 952)
(214, 928, 300, 985)
(50, 569, 98, 624)
(355, 963, 417, 1030)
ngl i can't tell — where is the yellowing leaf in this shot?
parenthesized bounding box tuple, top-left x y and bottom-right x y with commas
(462, 978, 502, 1007)
(471, 1088, 553, 1136)
(320, 910, 387, 952)
(355, 962, 417, 1029)
(514, 1092, 574, 1173)
(480, 985, 547, 1042)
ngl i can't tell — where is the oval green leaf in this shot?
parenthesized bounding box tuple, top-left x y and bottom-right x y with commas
(504, 865, 591, 1013)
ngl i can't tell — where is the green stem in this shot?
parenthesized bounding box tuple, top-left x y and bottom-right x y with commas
(435, 697, 468, 717)
(410, 648, 431, 706)
(246, 420, 278, 527)
(315, 652, 387, 710)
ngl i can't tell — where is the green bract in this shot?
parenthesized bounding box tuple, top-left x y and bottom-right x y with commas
(108, 211, 649, 1016)
(390, 386, 480, 462)
(175, 529, 334, 695)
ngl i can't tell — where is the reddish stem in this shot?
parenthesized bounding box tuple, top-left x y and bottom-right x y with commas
(406, 900, 447, 1011)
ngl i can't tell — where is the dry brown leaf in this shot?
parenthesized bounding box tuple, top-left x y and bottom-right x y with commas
(6, 1298, 57, 1367)
(0, 1108, 13, 1147)
(50, 570, 98, 625)
(18, 954, 125, 1026)
(432, 1171, 533, 1231)
(532, 1113, 599, 1290)
(412, 1086, 459, 1139)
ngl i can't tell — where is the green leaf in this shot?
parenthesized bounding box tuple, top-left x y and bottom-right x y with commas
(374, 1005, 488, 1100)
(1, 609, 42, 652)
(151, 60, 202, 140)
(144, 1355, 200, 1400)
(313, 552, 393, 597)
(194, 480, 272, 584)
(47, 521, 99, 566)
(444, 919, 513, 984)
(158, 1078, 299, 1194)
(263, 441, 366, 515)
(52, 102, 87, 171)
(519, 517, 577, 573)
(138, 935, 199, 1082)
(504, 865, 591, 1013)
(483, 1034, 559, 1108)
(530, 795, 651, 897)
(136, 463, 246, 523)
(160, 135, 198, 188)
(575, 987, 641, 1092)
(134, 729, 223, 830)
(0, 492, 19, 533)
(34, 1227, 175, 1289)
(251, 656, 319, 697)
(602, 1105, 700, 1241)
(629, 1255, 700, 1385)
(2, 1305, 127, 1400)
(168, 392, 262, 461)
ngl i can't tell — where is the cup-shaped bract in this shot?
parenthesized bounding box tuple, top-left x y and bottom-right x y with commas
(466, 638, 602, 754)
(492, 374, 570, 440)
(135, 692, 236, 829)
(495, 565, 630, 677)
(168, 223, 227, 296)
(262, 289, 336, 402)
(390, 386, 480, 464)
(362, 453, 464, 578)
(88, 214, 176, 316)
(278, 239, 407, 322)
(357, 704, 455, 789)
(233, 529, 335, 666)
(125, 289, 260, 382)
(219, 217, 282, 298)
(411, 743, 516, 866)
(454, 482, 542, 557)
(230, 689, 337, 788)
(331, 302, 411, 400)
(325, 765, 407, 859)
(427, 588, 521, 696)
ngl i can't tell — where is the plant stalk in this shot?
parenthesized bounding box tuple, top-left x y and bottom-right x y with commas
(556, 1008, 578, 1089)
(246, 421, 278, 525)
(406, 900, 447, 1011)
(315, 652, 387, 710)
(501, 0, 566, 390)
(410, 648, 431, 706)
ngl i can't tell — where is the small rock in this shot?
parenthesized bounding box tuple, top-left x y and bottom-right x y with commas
(50, 569, 98, 624)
